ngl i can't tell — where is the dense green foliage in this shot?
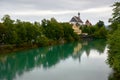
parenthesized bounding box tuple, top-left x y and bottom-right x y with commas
(108, 27, 120, 71)
(81, 21, 108, 39)
(109, 2, 120, 23)
(0, 15, 79, 49)
(107, 2, 120, 79)
(96, 20, 104, 28)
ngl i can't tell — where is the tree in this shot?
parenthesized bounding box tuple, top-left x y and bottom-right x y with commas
(1, 15, 18, 44)
(42, 18, 64, 40)
(109, 2, 120, 32)
(108, 26, 120, 72)
(107, 2, 120, 75)
(61, 23, 79, 41)
(93, 26, 107, 39)
(97, 20, 104, 28)
(109, 2, 120, 23)
(0, 23, 6, 44)
(2, 15, 14, 27)
(15, 19, 27, 44)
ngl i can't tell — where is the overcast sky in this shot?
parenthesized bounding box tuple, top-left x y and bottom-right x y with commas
(0, 0, 119, 25)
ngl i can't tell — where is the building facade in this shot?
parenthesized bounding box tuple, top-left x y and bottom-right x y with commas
(70, 13, 92, 35)
(70, 13, 83, 35)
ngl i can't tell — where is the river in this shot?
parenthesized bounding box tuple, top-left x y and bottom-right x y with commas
(0, 39, 112, 80)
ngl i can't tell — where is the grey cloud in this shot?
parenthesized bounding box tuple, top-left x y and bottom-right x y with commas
(0, 0, 119, 25)
(1, 0, 118, 11)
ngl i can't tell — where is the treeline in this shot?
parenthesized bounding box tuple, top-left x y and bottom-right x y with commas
(107, 2, 120, 79)
(80, 20, 108, 39)
(0, 14, 109, 52)
(0, 15, 79, 49)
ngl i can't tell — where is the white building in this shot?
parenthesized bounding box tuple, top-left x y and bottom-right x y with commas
(70, 12, 83, 35)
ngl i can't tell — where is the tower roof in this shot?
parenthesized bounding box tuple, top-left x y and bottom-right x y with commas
(70, 16, 83, 23)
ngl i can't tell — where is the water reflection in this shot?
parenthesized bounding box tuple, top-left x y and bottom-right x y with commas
(72, 39, 106, 62)
(108, 71, 120, 80)
(0, 39, 109, 80)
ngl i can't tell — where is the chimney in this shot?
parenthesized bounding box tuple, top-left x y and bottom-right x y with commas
(78, 12, 80, 18)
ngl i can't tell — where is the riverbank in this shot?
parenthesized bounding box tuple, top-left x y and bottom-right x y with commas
(0, 44, 37, 54)
(0, 38, 105, 54)
(0, 39, 68, 54)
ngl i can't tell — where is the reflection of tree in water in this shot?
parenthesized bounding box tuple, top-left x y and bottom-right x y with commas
(108, 71, 120, 80)
(0, 39, 107, 80)
(83, 39, 106, 55)
(72, 39, 107, 61)
(0, 43, 77, 80)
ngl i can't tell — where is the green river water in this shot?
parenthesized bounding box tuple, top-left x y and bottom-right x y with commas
(0, 39, 112, 80)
